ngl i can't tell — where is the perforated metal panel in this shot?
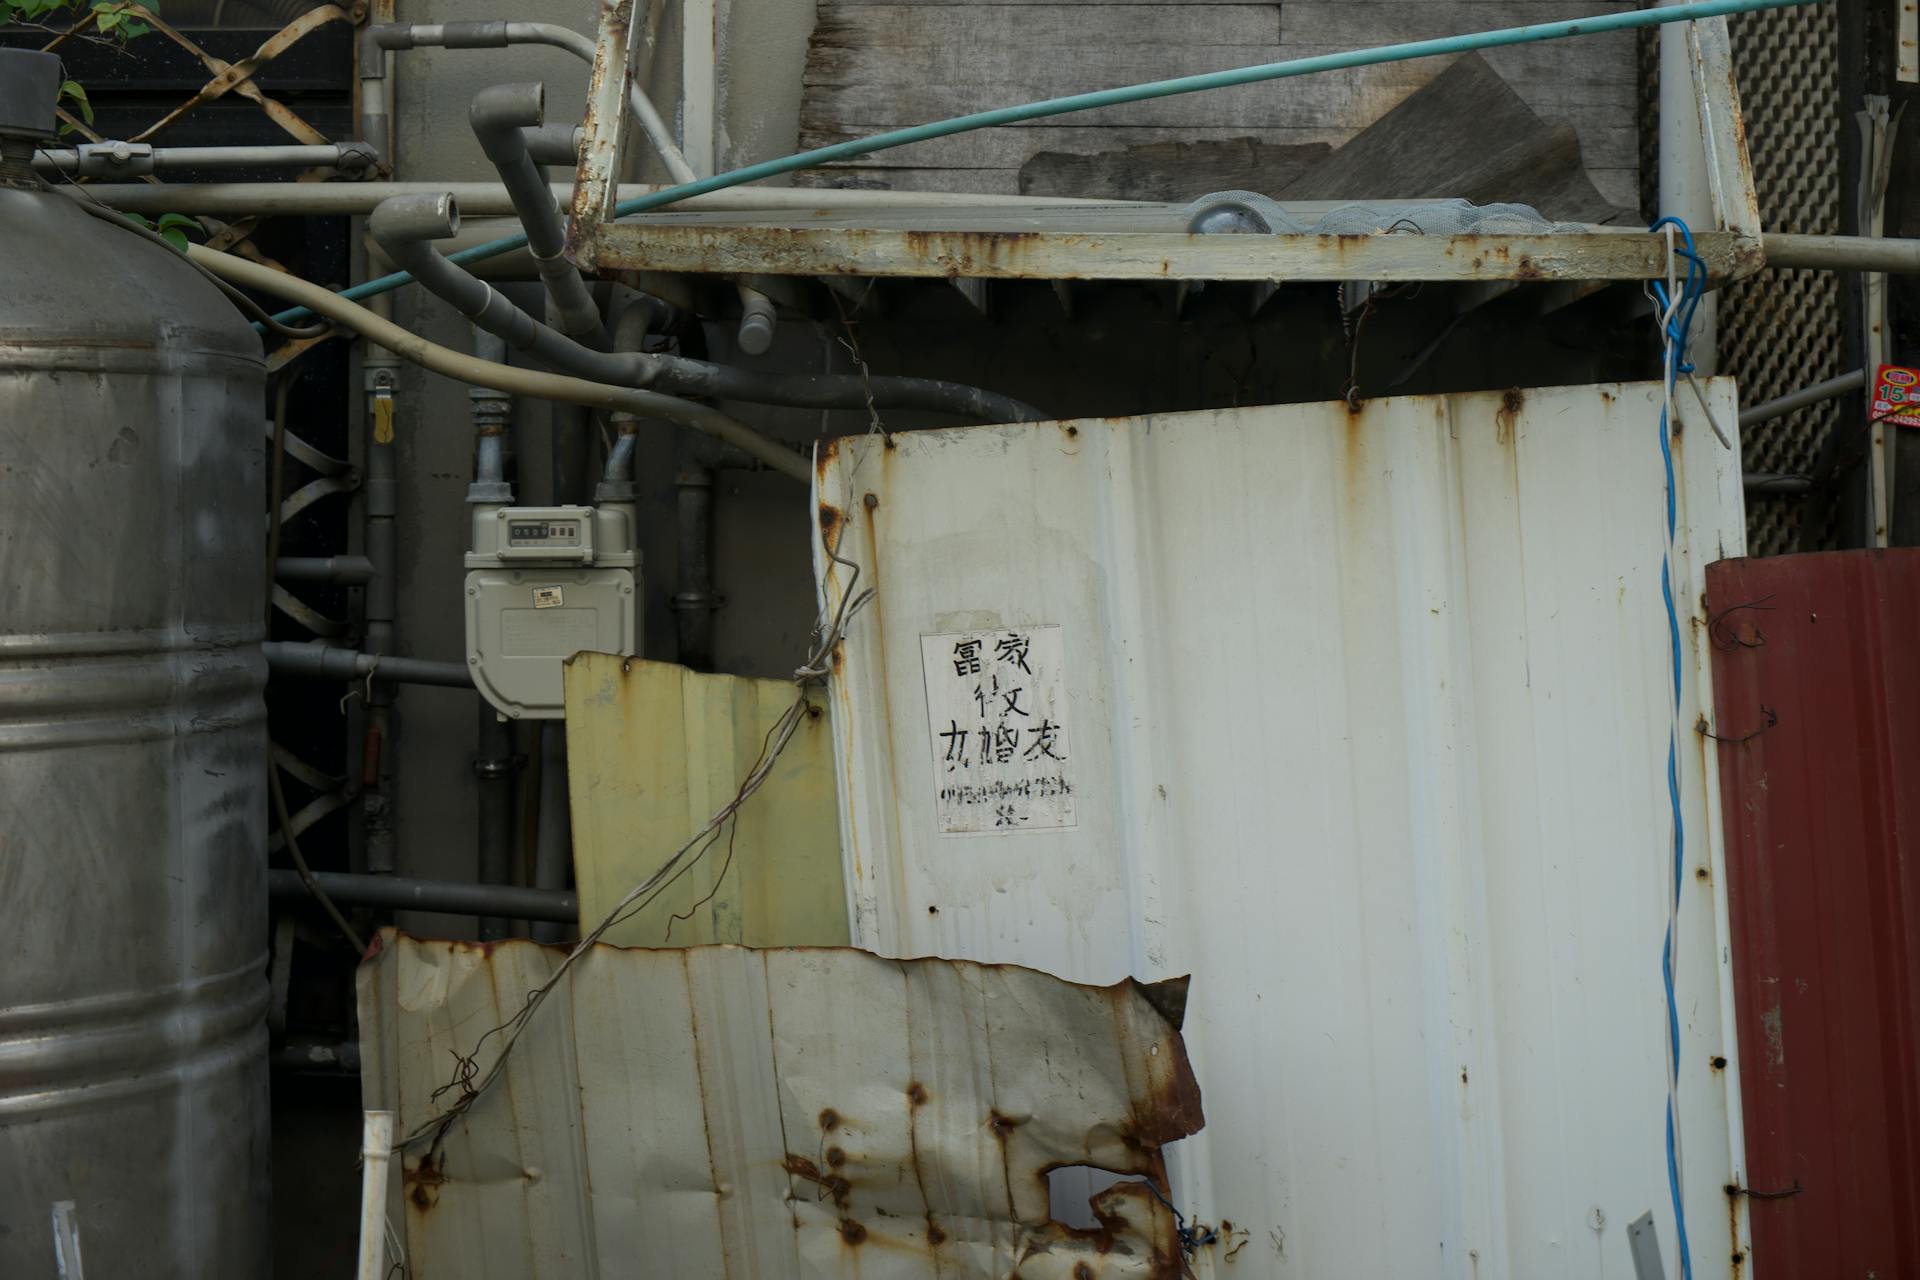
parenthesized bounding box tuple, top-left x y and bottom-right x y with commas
(1723, 2, 1843, 554)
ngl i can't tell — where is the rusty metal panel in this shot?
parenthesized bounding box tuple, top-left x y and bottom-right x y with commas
(577, 217, 1760, 284)
(1706, 549, 1920, 1277)
(358, 931, 1203, 1278)
(564, 652, 848, 948)
(815, 382, 1751, 1278)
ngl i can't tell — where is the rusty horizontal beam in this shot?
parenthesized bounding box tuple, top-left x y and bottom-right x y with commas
(578, 225, 1762, 284)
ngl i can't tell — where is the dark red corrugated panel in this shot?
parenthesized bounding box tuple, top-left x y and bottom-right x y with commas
(1708, 550, 1920, 1277)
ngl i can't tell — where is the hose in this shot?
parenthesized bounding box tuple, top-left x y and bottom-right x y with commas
(187, 242, 809, 482)
(67, 196, 329, 339)
(368, 193, 1046, 422)
(268, 0, 1816, 328)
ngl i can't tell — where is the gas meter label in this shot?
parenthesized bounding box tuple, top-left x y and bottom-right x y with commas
(920, 625, 1075, 835)
(532, 586, 564, 609)
(1873, 365, 1920, 429)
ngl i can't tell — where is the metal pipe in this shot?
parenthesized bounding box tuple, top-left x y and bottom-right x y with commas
(34, 141, 376, 178)
(474, 707, 518, 940)
(524, 124, 581, 167)
(187, 242, 811, 482)
(529, 721, 572, 943)
(66, 181, 1121, 216)
(264, 640, 475, 688)
(736, 286, 778, 356)
(368, 193, 1046, 421)
(470, 83, 607, 344)
(1737, 369, 1866, 428)
(469, 328, 513, 502)
(601, 432, 638, 487)
(1743, 472, 1814, 493)
(275, 555, 375, 584)
(1764, 232, 1920, 274)
(353, 1112, 395, 1280)
(267, 868, 576, 922)
(362, 362, 399, 877)
(674, 466, 717, 668)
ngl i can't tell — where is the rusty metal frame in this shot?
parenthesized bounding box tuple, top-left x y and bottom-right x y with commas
(569, 8, 1765, 284)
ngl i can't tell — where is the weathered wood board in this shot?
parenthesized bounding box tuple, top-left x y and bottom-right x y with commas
(796, 0, 1637, 206)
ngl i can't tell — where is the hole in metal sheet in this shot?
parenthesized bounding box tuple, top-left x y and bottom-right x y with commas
(1046, 1164, 1147, 1230)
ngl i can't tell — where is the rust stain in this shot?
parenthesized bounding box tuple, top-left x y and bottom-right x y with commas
(839, 1217, 869, 1245)
(818, 502, 843, 540)
(819, 1107, 841, 1131)
(925, 1218, 947, 1245)
(989, 1109, 1024, 1140)
(907, 1081, 928, 1106)
(1495, 388, 1525, 445)
(404, 1152, 446, 1212)
(784, 1152, 852, 1208)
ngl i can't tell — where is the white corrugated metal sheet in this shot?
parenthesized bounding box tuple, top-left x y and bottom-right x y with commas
(815, 381, 1750, 1278)
(358, 932, 1204, 1278)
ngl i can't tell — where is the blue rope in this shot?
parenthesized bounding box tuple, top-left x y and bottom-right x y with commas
(1647, 214, 1707, 1280)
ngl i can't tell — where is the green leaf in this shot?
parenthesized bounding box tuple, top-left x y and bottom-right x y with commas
(156, 212, 198, 235)
(58, 80, 92, 126)
(116, 17, 147, 35)
(120, 212, 155, 229)
(160, 228, 189, 252)
(94, 8, 119, 30)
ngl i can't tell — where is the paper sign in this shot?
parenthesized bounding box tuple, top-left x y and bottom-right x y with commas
(920, 626, 1075, 835)
(1872, 364, 1920, 429)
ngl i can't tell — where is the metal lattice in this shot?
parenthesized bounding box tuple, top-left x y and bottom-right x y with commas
(1641, 3, 1842, 554)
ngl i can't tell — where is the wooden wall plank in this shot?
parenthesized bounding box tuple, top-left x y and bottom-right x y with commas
(798, 0, 1638, 206)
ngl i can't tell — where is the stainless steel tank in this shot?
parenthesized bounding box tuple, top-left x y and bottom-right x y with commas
(0, 51, 270, 1276)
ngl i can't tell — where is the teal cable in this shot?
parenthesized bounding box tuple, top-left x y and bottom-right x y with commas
(266, 0, 1817, 328)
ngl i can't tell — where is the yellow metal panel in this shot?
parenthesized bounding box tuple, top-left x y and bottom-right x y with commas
(564, 651, 848, 947)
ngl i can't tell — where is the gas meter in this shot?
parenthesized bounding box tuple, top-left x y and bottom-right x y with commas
(464, 502, 638, 718)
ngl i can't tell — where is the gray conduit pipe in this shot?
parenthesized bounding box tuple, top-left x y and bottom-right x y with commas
(267, 868, 575, 924)
(598, 297, 655, 496)
(470, 83, 608, 346)
(524, 125, 582, 167)
(275, 555, 375, 584)
(365, 21, 696, 184)
(470, 328, 513, 501)
(474, 706, 517, 941)
(34, 141, 377, 178)
(265, 641, 475, 688)
(368, 193, 1047, 423)
(529, 721, 573, 943)
(187, 241, 809, 482)
(1737, 369, 1867, 428)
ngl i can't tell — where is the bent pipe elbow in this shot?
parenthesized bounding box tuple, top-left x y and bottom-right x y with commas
(469, 82, 544, 165)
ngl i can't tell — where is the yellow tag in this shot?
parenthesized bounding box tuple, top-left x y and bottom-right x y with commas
(372, 395, 395, 445)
